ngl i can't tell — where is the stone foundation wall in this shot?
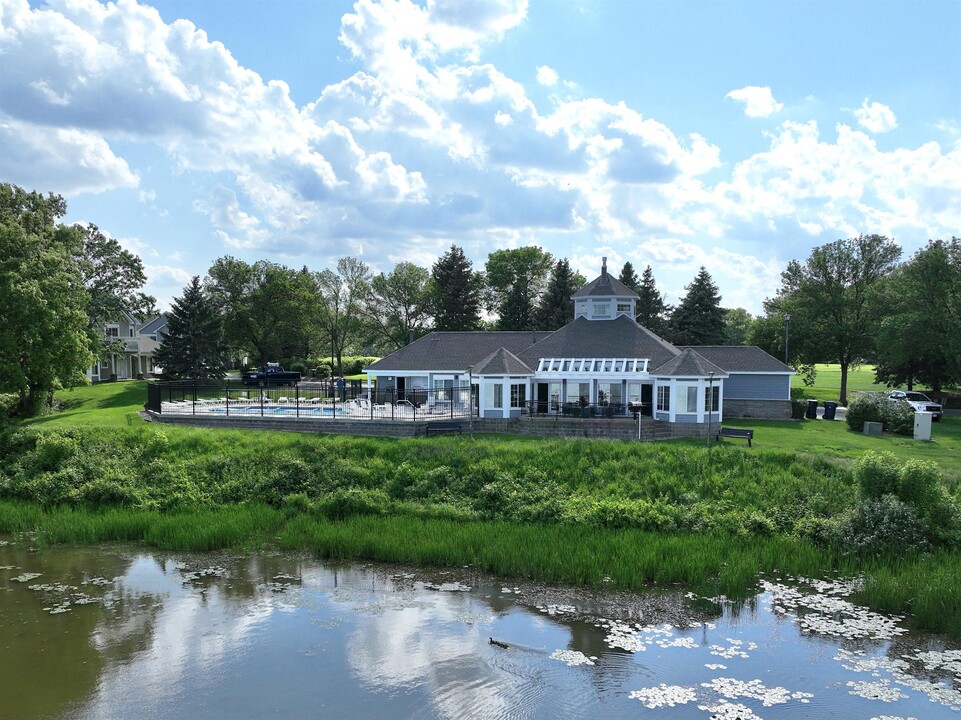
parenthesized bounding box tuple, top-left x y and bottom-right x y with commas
(723, 399, 792, 420)
(148, 412, 712, 441)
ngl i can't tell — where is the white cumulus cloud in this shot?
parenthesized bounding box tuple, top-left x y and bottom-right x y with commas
(854, 98, 897, 133)
(726, 86, 784, 118)
(536, 65, 558, 86)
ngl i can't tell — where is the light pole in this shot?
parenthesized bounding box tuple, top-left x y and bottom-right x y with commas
(467, 365, 474, 439)
(707, 371, 715, 449)
(784, 313, 791, 366)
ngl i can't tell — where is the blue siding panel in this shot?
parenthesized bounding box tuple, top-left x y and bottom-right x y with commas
(724, 374, 790, 400)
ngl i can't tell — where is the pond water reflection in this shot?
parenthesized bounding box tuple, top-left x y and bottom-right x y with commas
(1, 536, 959, 719)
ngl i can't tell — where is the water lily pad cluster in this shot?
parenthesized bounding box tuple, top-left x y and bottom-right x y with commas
(835, 648, 961, 712)
(549, 649, 597, 667)
(763, 577, 907, 640)
(628, 683, 696, 708)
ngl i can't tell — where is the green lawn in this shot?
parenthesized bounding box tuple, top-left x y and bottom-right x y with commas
(31, 380, 961, 479)
(27, 380, 148, 428)
(792, 363, 888, 402)
(719, 415, 961, 480)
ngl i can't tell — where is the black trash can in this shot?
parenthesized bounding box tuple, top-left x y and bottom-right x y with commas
(823, 401, 838, 420)
(805, 399, 818, 419)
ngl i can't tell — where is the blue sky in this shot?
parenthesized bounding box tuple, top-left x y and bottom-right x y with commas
(2, 0, 959, 314)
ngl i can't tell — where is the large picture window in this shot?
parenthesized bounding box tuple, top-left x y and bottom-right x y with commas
(656, 385, 670, 412)
(486, 383, 503, 409)
(510, 383, 526, 408)
(686, 386, 698, 413)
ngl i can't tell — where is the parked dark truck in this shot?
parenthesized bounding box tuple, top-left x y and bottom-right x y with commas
(242, 363, 302, 387)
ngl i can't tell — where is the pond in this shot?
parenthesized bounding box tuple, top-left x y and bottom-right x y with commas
(1, 536, 959, 719)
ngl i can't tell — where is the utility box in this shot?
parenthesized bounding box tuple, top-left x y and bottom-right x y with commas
(914, 411, 933, 441)
(863, 421, 883, 436)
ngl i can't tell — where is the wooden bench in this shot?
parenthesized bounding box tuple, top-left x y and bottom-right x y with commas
(425, 421, 462, 436)
(716, 427, 754, 446)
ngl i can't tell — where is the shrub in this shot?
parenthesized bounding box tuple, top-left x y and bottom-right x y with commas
(318, 487, 390, 519)
(847, 392, 916, 435)
(854, 451, 901, 499)
(836, 495, 929, 557)
(880, 399, 915, 436)
(845, 393, 884, 431)
(76, 477, 141, 507)
(0, 393, 19, 422)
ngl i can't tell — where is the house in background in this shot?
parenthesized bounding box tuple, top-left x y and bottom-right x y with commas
(366, 259, 793, 426)
(87, 313, 169, 381)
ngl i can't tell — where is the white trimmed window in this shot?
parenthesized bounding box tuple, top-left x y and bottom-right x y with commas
(686, 386, 698, 413)
(486, 383, 503, 409)
(617, 303, 631, 313)
(656, 385, 670, 412)
(593, 303, 609, 316)
(704, 385, 720, 412)
(510, 383, 526, 408)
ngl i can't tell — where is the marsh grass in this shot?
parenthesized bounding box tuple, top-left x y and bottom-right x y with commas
(4, 380, 960, 636)
(857, 553, 961, 636)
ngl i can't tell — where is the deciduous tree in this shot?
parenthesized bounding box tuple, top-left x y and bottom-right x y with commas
(777, 235, 902, 405)
(206, 257, 314, 366)
(364, 262, 433, 350)
(485, 246, 554, 330)
(874, 239, 961, 392)
(314, 257, 371, 376)
(0, 183, 93, 414)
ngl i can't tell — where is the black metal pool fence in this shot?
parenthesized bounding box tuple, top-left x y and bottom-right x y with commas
(146, 381, 649, 422)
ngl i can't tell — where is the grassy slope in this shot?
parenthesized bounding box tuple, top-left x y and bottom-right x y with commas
(11, 377, 961, 636)
(31, 379, 961, 479)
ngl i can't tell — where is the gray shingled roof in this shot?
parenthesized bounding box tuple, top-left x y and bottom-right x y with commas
(515, 315, 679, 369)
(677, 345, 792, 373)
(572, 272, 639, 299)
(366, 331, 553, 372)
(652, 348, 727, 377)
(140, 314, 169, 335)
(473, 347, 533, 375)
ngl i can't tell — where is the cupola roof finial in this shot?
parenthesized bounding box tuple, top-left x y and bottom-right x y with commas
(601, 256, 608, 277)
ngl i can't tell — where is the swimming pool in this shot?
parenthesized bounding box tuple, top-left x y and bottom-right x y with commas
(208, 405, 346, 417)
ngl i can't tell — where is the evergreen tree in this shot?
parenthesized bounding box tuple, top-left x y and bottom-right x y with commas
(635, 265, 670, 336)
(617, 261, 640, 293)
(431, 245, 483, 331)
(535, 259, 584, 329)
(670, 267, 726, 345)
(154, 276, 225, 379)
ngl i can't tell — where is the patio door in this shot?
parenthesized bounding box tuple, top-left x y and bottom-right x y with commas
(641, 383, 653, 416)
(536, 383, 549, 413)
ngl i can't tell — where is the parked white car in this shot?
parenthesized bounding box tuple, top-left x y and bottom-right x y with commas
(889, 391, 942, 421)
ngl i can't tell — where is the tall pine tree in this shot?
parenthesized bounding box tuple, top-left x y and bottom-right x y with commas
(154, 276, 225, 379)
(535, 259, 585, 329)
(617, 262, 640, 293)
(670, 267, 726, 345)
(635, 265, 670, 336)
(431, 245, 483, 331)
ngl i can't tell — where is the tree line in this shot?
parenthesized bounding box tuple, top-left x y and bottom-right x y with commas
(746, 234, 961, 405)
(5, 182, 956, 408)
(158, 244, 747, 380)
